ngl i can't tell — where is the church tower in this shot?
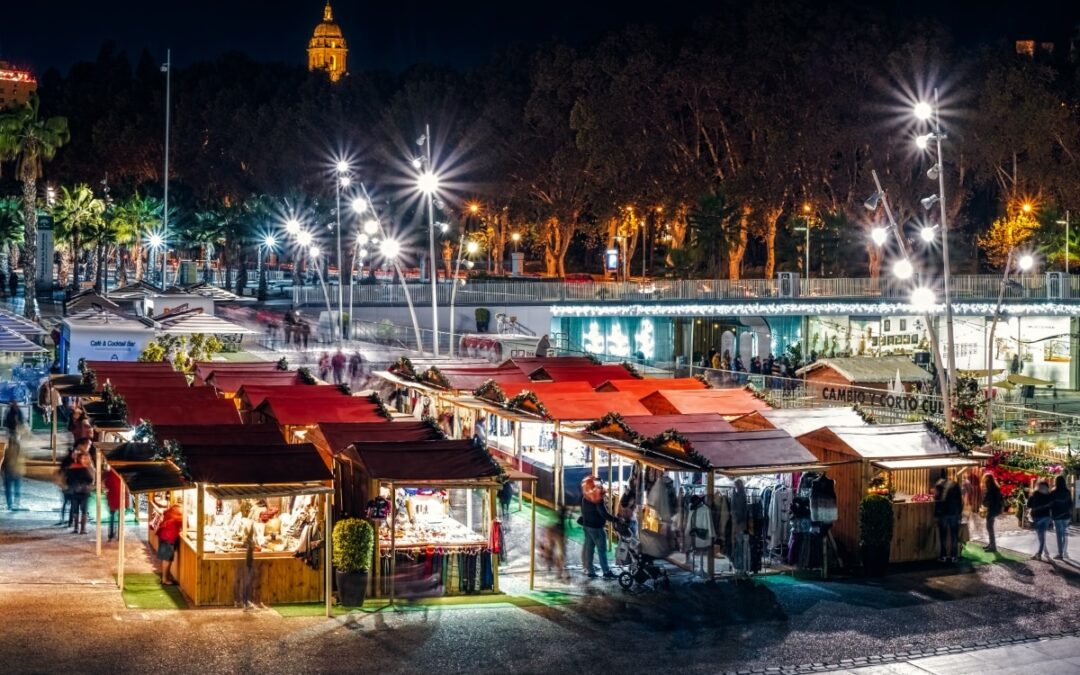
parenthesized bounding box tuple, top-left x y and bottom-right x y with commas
(307, 2, 348, 82)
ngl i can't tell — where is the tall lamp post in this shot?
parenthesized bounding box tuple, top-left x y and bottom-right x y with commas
(1056, 211, 1070, 274)
(148, 233, 165, 288)
(416, 125, 440, 356)
(160, 49, 171, 287)
(333, 161, 350, 345)
(257, 234, 276, 301)
(915, 92, 957, 409)
(867, 169, 953, 431)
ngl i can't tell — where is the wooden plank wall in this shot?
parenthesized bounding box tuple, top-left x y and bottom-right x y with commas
(891, 502, 938, 562)
(797, 430, 865, 560)
(196, 555, 323, 605)
(176, 538, 199, 604)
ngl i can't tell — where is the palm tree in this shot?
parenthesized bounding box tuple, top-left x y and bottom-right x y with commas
(114, 192, 163, 284)
(0, 198, 26, 288)
(0, 93, 70, 317)
(88, 204, 123, 291)
(50, 184, 105, 292)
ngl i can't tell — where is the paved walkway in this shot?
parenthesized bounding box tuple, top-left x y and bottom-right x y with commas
(826, 634, 1080, 674)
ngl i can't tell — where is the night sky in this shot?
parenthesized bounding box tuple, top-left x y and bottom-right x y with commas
(3, 0, 1080, 74)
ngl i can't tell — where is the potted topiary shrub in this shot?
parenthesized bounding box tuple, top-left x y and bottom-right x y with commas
(475, 307, 490, 332)
(858, 494, 894, 576)
(332, 517, 373, 606)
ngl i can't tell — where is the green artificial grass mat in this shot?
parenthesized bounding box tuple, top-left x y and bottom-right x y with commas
(274, 590, 575, 617)
(510, 500, 585, 544)
(960, 541, 1026, 565)
(119, 573, 187, 610)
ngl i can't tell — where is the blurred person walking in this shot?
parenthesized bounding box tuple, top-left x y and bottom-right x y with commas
(1051, 475, 1071, 560)
(1027, 480, 1054, 562)
(981, 473, 1003, 553)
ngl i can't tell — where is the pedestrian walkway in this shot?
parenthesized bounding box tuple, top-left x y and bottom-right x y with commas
(826, 634, 1080, 673)
(969, 514, 1080, 568)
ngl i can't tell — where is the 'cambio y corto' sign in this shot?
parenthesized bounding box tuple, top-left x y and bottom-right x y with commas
(820, 386, 944, 415)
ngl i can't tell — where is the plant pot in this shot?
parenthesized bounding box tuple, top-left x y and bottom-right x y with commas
(335, 570, 368, 607)
(860, 544, 890, 576)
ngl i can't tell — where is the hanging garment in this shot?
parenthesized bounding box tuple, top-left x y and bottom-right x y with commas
(480, 551, 494, 590)
(490, 521, 503, 554)
(684, 501, 716, 551)
(809, 475, 838, 524)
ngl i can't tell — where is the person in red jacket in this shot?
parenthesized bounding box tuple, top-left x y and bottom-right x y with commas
(156, 505, 183, 585)
(105, 469, 125, 541)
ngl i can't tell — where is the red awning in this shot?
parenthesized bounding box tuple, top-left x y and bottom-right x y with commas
(126, 398, 242, 426)
(96, 374, 192, 391)
(496, 380, 596, 399)
(616, 413, 734, 436)
(505, 357, 597, 372)
(110, 386, 219, 401)
(437, 371, 530, 392)
(193, 361, 282, 383)
(257, 397, 386, 425)
(595, 378, 706, 394)
(236, 384, 346, 410)
(684, 429, 817, 471)
(318, 422, 442, 456)
(638, 389, 771, 416)
(530, 392, 653, 421)
(151, 424, 286, 446)
(347, 440, 502, 482)
(84, 361, 175, 373)
(528, 365, 637, 386)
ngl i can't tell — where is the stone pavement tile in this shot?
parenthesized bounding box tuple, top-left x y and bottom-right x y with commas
(836, 662, 930, 674)
(903, 652, 990, 675)
(1026, 638, 1080, 659)
(961, 644, 1064, 668)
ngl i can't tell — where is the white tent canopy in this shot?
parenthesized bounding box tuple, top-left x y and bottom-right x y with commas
(155, 312, 257, 336)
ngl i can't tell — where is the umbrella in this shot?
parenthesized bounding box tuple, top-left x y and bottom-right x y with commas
(1006, 374, 1054, 387)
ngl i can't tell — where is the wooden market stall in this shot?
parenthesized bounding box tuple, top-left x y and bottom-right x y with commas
(795, 423, 986, 564)
(526, 364, 640, 386)
(795, 356, 932, 392)
(731, 407, 867, 436)
(345, 439, 537, 600)
(253, 396, 389, 441)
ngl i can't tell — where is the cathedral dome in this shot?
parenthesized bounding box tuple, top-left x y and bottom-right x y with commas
(311, 3, 346, 45)
(307, 2, 348, 81)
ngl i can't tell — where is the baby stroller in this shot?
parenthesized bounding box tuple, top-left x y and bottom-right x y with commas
(613, 519, 670, 591)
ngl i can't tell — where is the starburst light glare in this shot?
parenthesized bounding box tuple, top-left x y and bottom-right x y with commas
(916, 134, 932, 150)
(511, 232, 521, 243)
(285, 218, 301, 234)
(893, 259, 914, 280)
(412, 157, 423, 170)
(380, 238, 401, 259)
(871, 226, 888, 246)
(911, 286, 936, 309)
(263, 235, 277, 248)
(339, 175, 352, 187)
(1018, 254, 1034, 271)
(363, 220, 379, 235)
(468, 202, 480, 214)
(914, 101, 933, 121)
(358, 248, 368, 258)
(297, 230, 313, 247)
(439, 222, 449, 233)
(357, 234, 369, 247)
(149, 233, 164, 248)
(466, 241, 479, 255)
(920, 226, 936, 242)
(351, 197, 368, 214)
(1022, 202, 1033, 214)
(309, 246, 321, 258)
(335, 160, 349, 174)
(417, 171, 439, 194)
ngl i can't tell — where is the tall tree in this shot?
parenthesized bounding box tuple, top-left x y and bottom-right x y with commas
(50, 184, 105, 291)
(114, 192, 163, 283)
(0, 93, 69, 316)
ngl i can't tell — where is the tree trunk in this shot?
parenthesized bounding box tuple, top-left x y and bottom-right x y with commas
(762, 206, 783, 280)
(19, 169, 37, 319)
(728, 208, 750, 280)
(234, 249, 247, 296)
(133, 240, 143, 281)
(70, 230, 81, 291)
(866, 237, 882, 279)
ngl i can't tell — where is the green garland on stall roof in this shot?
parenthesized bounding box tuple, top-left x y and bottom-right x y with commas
(743, 383, 780, 408)
(473, 379, 508, 403)
(106, 392, 128, 421)
(81, 367, 97, 389)
(337, 383, 352, 396)
(78, 358, 87, 374)
(153, 439, 192, 482)
(296, 366, 318, 385)
(583, 411, 645, 444)
(585, 353, 602, 365)
(642, 429, 712, 470)
(388, 356, 418, 380)
(367, 392, 393, 420)
(852, 403, 878, 425)
(620, 361, 643, 379)
(277, 357, 289, 371)
(505, 390, 551, 420)
(133, 419, 156, 444)
(924, 418, 974, 456)
(420, 415, 448, 439)
(101, 381, 117, 406)
(692, 373, 713, 389)
(422, 366, 452, 390)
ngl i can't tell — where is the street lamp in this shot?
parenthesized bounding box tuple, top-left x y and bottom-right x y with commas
(511, 232, 521, 250)
(986, 250, 1038, 438)
(910, 286, 936, 310)
(893, 258, 914, 280)
(871, 226, 889, 247)
(1056, 212, 1071, 274)
(920, 225, 937, 243)
(332, 161, 350, 345)
(258, 234, 277, 301)
(915, 91, 958, 419)
(449, 237, 479, 358)
(412, 124, 442, 355)
(148, 233, 165, 287)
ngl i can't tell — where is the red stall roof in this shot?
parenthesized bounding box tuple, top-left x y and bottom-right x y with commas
(494, 380, 596, 399)
(426, 369, 530, 392)
(257, 397, 387, 425)
(97, 374, 191, 391)
(595, 378, 707, 394)
(504, 357, 597, 372)
(346, 440, 502, 482)
(193, 361, 281, 382)
(514, 391, 653, 421)
(152, 424, 286, 446)
(638, 389, 771, 416)
(684, 430, 818, 472)
(112, 386, 220, 403)
(615, 413, 734, 436)
(126, 398, 242, 426)
(318, 422, 442, 456)
(236, 384, 346, 410)
(84, 361, 175, 373)
(183, 443, 331, 485)
(528, 364, 637, 386)
(207, 372, 302, 393)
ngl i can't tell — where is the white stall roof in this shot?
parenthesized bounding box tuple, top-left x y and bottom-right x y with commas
(156, 312, 257, 335)
(0, 309, 45, 335)
(755, 408, 867, 437)
(64, 308, 153, 331)
(820, 423, 956, 459)
(0, 326, 45, 352)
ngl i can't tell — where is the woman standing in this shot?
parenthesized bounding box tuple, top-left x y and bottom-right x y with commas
(981, 473, 1003, 553)
(1050, 476, 1072, 560)
(1026, 480, 1054, 562)
(65, 450, 95, 534)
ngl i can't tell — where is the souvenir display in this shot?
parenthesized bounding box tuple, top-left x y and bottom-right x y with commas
(378, 487, 487, 548)
(182, 494, 321, 555)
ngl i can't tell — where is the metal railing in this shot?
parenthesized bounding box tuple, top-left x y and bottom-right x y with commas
(283, 274, 1079, 307)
